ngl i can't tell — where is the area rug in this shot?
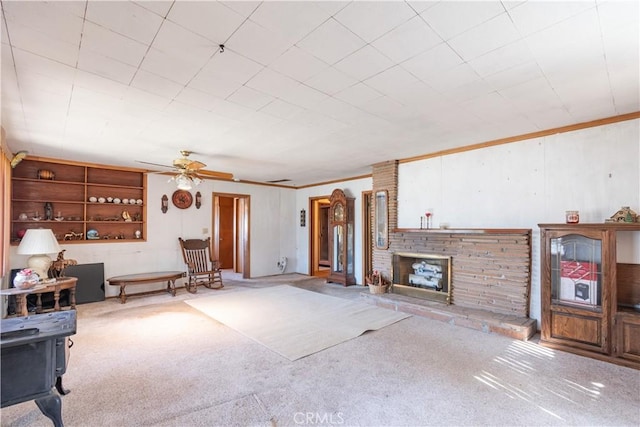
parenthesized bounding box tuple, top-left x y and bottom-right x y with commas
(185, 285, 410, 360)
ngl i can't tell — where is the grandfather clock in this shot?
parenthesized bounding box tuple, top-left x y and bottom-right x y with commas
(328, 188, 356, 286)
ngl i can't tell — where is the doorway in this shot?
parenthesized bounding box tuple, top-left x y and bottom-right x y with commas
(212, 193, 250, 278)
(309, 196, 330, 277)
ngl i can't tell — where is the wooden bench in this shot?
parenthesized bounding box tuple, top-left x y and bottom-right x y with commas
(107, 271, 185, 303)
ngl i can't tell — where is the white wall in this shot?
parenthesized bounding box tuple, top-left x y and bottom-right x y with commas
(397, 119, 640, 324)
(294, 177, 373, 285)
(9, 174, 297, 297)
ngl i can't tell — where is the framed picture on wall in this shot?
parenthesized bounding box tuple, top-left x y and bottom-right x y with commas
(375, 190, 388, 249)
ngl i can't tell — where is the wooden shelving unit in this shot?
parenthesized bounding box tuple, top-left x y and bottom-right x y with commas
(539, 223, 640, 369)
(11, 157, 147, 244)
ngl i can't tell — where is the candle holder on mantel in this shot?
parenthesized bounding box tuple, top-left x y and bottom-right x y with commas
(425, 212, 432, 229)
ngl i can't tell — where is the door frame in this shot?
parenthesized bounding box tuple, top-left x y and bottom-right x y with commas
(212, 192, 250, 279)
(308, 195, 330, 277)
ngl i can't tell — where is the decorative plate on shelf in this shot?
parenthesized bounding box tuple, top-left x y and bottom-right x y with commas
(172, 190, 193, 209)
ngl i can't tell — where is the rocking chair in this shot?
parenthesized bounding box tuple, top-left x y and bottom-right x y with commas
(178, 237, 224, 293)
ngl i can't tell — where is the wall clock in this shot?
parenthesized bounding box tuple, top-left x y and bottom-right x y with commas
(172, 190, 193, 209)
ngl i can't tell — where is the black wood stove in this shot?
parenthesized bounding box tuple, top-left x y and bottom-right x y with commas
(1, 311, 76, 427)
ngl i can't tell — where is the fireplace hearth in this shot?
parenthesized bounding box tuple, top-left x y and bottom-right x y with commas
(392, 252, 451, 303)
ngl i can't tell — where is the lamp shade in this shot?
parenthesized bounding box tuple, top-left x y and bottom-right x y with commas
(17, 229, 61, 255)
(17, 229, 61, 279)
(175, 173, 193, 190)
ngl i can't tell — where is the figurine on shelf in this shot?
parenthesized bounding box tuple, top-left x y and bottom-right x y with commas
(607, 206, 638, 223)
(44, 202, 54, 220)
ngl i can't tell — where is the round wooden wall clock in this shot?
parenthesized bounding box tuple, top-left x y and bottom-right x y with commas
(171, 190, 193, 209)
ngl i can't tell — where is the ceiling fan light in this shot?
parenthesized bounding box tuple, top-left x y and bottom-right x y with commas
(192, 176, 202, 186)
(175, 174, 192, 190)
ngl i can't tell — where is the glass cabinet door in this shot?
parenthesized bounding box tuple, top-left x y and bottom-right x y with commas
(333, 224, 344, 273)
(346, 223, 354, 275)
(550, 234, 602, 309)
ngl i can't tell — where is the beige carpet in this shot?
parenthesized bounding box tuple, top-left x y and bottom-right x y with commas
(185, 284, 410, 360)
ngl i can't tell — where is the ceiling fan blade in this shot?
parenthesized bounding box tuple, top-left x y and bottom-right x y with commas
(197, 169, 234, 180)
(185, 160, 206, 170)
(136, 160, 175, 170)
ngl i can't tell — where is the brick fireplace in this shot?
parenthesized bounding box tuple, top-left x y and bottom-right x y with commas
(369, 161, 535, 339)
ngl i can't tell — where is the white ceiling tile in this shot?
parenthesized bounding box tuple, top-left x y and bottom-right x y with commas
(406, 1, 439, 14)
(468, 40, 535, 77)
(77, 50, 138, 84)
(5, 24, 80, 67)
(498, 77, 564, 112)
(198, 50, 264, 85)
(314, 1, 351, 17)
(448, 13, 521, 61)
(246, 68, 299, 98)
(390, 81, 442, 108)
(304, 67, 358, 96)
(297, 18, 366, 65)
(133, 1, 173, 18)
(170, 87, 223, 112)
(73, 70, 129, 99)
(220, 1, 261, 18)
(249, 2, 332, 43)
(364, 66, 420, 98)
(87, 1, 163, 44)
(151, 20, 217, 63)
(334, 2, 416, 43)
(278, 83, 329, 110)
(525, 106, 574, 130)
(130, 70, 184, 99)
(371, 16, 443, 63)
(444, 79, 495, 104)
(12, 49, 77, 82)
(206, 98, 255, 121)
(427, 63, 481, 93)
(360, 96, 407, 119)
(3, 2, 84, 45)
(188, 67, 244, 100)
(524, 9, 601, 58)
(226, 19, 293, 66)
(400, 43, 463, 81)
(122, 86, 172, 110)
(460, 92, 517, 122)
(602, 25, 640, 70)
(483, 61, 544, 91)
(508, 1, 596, 36)
(166, 1, 245, 43)
(140, 48, 203, 85)
(269, 46, 329, 82)
(335, 83, 383, 107)
(227, 86, 275, 110)
(421, 1, 506, 40)
(81, 22, 147, 67)
(260, 99, 306, 120)
(334, 45, 394, 81)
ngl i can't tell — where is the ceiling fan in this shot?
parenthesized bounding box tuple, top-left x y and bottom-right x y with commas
(137, 150, 233, 189)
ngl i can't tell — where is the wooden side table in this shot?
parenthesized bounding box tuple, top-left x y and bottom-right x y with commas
(0, 277, 78, 317)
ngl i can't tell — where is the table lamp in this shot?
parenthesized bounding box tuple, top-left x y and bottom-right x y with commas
(17, 229, 61, 280)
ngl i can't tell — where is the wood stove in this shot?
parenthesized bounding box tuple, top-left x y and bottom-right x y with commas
(1, 311, 76, 427)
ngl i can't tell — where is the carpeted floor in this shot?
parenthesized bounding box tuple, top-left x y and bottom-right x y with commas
(1, 273, 639, 427)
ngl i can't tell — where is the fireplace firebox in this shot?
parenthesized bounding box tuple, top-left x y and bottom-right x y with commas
(392, 252, 452, 303)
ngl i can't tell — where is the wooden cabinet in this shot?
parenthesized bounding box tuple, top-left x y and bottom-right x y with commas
(327, 189, 355, 286)
(11, 157, 146, 244)
(539, 223, 640, 369)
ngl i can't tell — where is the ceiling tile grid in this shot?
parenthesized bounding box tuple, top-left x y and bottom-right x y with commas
(0, 1, 638, 186)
